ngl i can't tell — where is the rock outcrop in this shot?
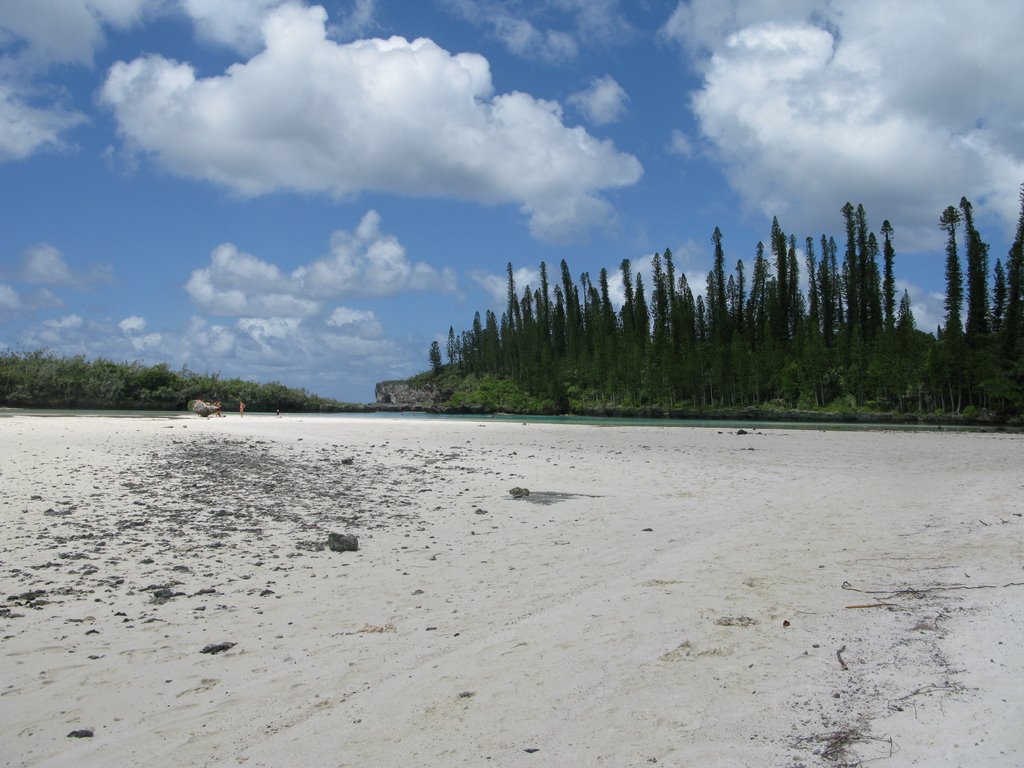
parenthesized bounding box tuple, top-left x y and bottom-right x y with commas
(374, 380, 444, 406)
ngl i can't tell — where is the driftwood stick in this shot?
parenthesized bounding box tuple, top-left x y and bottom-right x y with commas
(836, 644, 848, 670)
(845, 602, 896, 609)
(842, 580, 1024, 600)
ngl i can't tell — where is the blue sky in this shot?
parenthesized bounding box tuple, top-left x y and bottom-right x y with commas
(2, 0, 1022, 402)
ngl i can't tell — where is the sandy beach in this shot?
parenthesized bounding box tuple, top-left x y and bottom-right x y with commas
(1, 413, 1022, 767)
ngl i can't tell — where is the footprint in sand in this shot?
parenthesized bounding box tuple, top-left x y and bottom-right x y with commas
(175, 678, 220, 698)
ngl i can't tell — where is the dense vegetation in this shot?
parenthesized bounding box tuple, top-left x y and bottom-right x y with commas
(426, 190, 1024, 421)
(0, 350, 350, 412)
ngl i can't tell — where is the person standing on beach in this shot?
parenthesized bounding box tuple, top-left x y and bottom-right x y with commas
(239, 400, 245, 417)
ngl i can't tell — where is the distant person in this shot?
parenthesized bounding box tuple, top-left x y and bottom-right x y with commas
(239, 400, 245, 417)
(276, 408, 281, 417)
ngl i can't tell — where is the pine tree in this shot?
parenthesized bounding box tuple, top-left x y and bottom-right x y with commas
(939, 204, 965, 412)
(818, 235, 839, 346)
(1003, 193, 1024, 359)
(865, 231, 882, 339)
(446, 326, 459, 367)
(940, 206, 964, 336)
(961, 197, 990, 342)
(805, 236, 819, 334)
(710, 227, 729, 343)
(429, 340, 442, 374)
(881, 221, 896, 334)
(732, 259, 746, 335)
(855, 204, 871, 335)
(747, 242, 769, 349)
(841, 202, 859, 332)
(992, 259, 1006, 333)
(769, 217, 789, 341)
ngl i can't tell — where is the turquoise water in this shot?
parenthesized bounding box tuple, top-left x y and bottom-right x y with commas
(1, 407, 1004, 432)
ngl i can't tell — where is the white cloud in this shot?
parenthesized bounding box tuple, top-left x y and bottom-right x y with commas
(327, 306, 373, 326)
(469, 266, 541, 310)
(0, 0, 157, 163)
(118, 315, 147, 333)
(186, 210, 455, 320)
(21, 244, 76, 286)
(328, 0, 377, 41)
(442, 0, 577, 62)
(185, 243, 320, 318)
(300, 211, 457, 298)
(444, 0, 631, 60)
(0, 284, 20, 312)
(99, 3, 641, 239)
(182, 0, 290, 53)
(45, 314, 83, 330)
(0, 0, 155, 69)
(895, 279, 943, 335)
(568, 75, 628, 125)
(0, 85, 87, 161)
(664, 0, 1024, 246)
(667, 128, 693, 158)
(325, 306, 386, 340)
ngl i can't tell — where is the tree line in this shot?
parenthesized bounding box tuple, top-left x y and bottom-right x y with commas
(0, 350, 349, 412)
(430, 188, 1024, 419)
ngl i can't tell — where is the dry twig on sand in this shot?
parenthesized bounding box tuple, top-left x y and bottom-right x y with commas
(842, 580, 1024, 600)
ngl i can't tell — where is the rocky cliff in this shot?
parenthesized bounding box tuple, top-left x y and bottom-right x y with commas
(374, 380, 445, 406)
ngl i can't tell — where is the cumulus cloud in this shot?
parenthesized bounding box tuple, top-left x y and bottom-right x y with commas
(0, 0, 156, 69)
(328, 0, 377, 41)
(468, 266, 541, 310)
(326, 306, 385, 338)
(568, 75, 628, 125)
(118, 315, 147, 333)
(0, 86, 87, 161)
(99, 3, 641, 239)
(663, 0, 1024, 246)
(21, 313, 86, 348)
(186, 210, 456, 318)
(20, 243, 76, 285)
(185, 243, 318, 317)
(300, 211, 457, 298)
(19, 243, 112, 288)
(182, 0, 291, 53)
(0, 0, 156, 161)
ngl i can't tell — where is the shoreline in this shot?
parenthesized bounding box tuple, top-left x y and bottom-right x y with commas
(2, 415, 1022, 767)
(2, 406, 1017, 434)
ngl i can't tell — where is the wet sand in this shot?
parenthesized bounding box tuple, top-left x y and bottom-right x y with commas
(2, 414, 1022, 767)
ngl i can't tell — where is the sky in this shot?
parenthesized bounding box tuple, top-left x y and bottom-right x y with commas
(2, 0, 1022, 402)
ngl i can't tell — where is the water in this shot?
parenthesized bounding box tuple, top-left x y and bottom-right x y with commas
(0, 407, 1002, 432)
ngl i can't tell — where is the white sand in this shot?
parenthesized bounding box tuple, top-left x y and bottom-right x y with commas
(1, 414, 1022, 767)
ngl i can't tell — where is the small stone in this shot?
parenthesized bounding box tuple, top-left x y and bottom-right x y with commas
(327, 533, 359, 552)
(67, 729, 94, 738)
(200, 642, 236, 654)
(509, 487, 530, 498)
(474, 508, 488, 515)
